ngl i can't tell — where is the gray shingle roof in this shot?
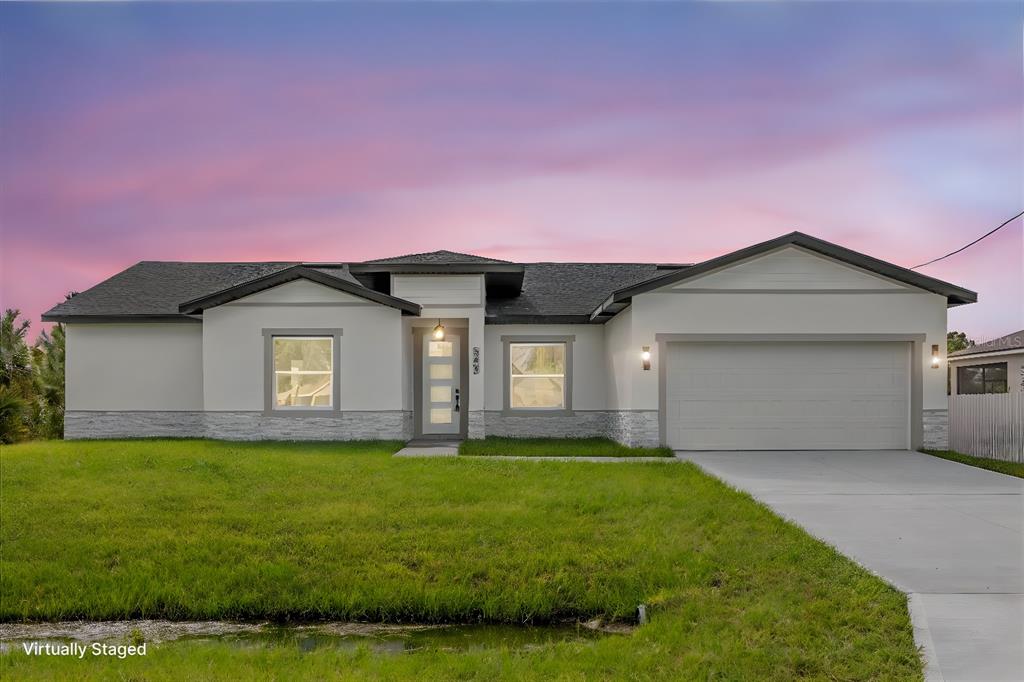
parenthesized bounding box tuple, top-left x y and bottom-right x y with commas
(486, 263, 674, 321)
(949, 329, 1024, 357)
(176, 265, 420, 315)
(44, 262, 298, 319)
(42, 259, 670, 322)
(40, 236, 977, 324)
(363, 250, 511, 265)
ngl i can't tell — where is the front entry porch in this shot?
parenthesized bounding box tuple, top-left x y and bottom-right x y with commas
(412, 322, 469, 440)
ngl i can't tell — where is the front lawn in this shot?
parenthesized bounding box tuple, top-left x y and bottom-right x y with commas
(459, 436, 673, 457)
(0, 439, 921, 680)
(921, 449, 1024, 479)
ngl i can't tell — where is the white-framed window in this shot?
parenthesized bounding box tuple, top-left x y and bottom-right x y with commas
(272, 336, 334, 409)
(508, 341, 567, 410)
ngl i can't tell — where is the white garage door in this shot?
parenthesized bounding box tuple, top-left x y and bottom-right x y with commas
(665, 341, 910, 450)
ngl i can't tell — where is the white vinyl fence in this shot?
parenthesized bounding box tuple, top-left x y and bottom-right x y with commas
(948, 393, 1024, 462)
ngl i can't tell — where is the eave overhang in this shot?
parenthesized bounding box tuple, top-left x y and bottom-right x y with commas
(349, 262, 526, 296)
(178, 265, 422, 315)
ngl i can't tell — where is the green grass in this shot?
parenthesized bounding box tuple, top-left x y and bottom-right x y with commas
(458, 436, 673, 458)
(921, 449, 1024, 478)
(0, 439, 921, 680)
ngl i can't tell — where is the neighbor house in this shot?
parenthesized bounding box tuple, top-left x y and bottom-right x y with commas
(44, 232, 976, 450)
(948, 329, 1024, 395)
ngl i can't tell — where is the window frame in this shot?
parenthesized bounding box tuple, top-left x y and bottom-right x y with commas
(501, 335, 574, 415)
(263, 328, 343, 416)
(956, 362, 1008, 395)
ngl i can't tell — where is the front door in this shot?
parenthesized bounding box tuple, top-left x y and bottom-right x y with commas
(422, 332, 461, 435)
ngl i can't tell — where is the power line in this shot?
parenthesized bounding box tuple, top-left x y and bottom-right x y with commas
(911, 210, 1024, 269)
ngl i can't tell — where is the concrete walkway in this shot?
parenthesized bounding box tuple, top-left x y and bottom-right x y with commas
(393, 441, 460, 457)
(456, 455, 675, 462)
(675, 450, 1023, 682)
(393, 441, 676, 462)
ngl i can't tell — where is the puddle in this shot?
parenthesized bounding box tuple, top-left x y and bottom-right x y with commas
(0, 619, 627, 655)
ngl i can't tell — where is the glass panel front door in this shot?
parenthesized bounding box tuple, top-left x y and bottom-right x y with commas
(422, 333, 461, 435)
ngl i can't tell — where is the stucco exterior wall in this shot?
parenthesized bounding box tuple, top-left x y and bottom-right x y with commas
(66, 323, 204, 410)
(392, 274, 484, 306)
(203, 281, 404, 411)
(603, 305, 634, 410)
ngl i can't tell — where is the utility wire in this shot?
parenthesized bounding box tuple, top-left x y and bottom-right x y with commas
(911, 210, 1024, 269)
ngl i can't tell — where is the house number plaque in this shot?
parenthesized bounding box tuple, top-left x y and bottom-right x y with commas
(472, 347, 480, 374)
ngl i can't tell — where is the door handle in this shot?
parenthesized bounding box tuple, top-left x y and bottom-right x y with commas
(454, 388, 460, 412)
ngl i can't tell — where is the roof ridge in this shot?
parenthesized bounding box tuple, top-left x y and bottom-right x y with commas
(363, 249, 512, 264)
(522, 261, 692, 266)
(137, 260, 301, 265)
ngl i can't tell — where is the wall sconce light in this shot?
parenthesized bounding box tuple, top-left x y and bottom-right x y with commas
(931, 344, 941, 368)
(432, 320, 446, 341)
(641, 346, 651, 371)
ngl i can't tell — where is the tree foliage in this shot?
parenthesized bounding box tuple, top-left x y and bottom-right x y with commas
(0, 307, 67, 443)
(947, 330, 974, 354)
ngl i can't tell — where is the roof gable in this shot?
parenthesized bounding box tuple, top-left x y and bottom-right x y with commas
(229, 278, 368, 305)
(591, 232, 976, 320)
(177, 265, 420, 315)
(667, 245, 911, 292)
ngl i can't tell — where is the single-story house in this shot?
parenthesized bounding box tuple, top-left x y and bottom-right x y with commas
(44, 232, 976, 450)
(948, 329, 1024, 395)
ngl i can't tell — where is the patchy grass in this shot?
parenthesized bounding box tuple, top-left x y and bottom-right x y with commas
(921, 449, 1024, 479)
(1, 439, 921, 680)
(459, 436, 673, 458)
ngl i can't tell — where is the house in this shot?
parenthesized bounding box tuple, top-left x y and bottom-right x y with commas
(948, 329, 1024, 395)
(43, 232, 976, 450)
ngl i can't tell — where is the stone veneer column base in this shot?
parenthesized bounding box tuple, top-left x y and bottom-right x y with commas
(65, 411, 413, 441)
(467, 411, 485, 439)
(922, 408, 949, 450)
(479, 410, 660, 448)
(606, 411, 661, 448)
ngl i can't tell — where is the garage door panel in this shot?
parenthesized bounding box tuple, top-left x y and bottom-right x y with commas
(673, 397, 906, 420)
(666, 342, 909, 450)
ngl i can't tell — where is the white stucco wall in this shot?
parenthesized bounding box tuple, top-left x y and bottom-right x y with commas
(203, 281, 404, 411)
(394, 276, 488, 412)
(392, 275, 484, 306)
(235, 279, 368, 304)
(673, 245, 910, 291)
(66, 323, 204, 410)
(603, 306, 633, 409)
(484, 324, 606, 410)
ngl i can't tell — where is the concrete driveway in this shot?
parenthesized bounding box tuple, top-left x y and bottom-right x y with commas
(675, 450, 1023, 682)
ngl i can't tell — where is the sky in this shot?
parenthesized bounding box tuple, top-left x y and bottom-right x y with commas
(1, 2, 1021, 342)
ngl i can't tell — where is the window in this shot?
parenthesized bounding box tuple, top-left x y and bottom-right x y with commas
(502, 336, 573, 412)
(273, 337, 333, 408)
(263, 328, 342, 414)
(957, 363, 1008, 395)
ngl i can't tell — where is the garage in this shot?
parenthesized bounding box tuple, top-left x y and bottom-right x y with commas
(664, 341, 911, 450)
